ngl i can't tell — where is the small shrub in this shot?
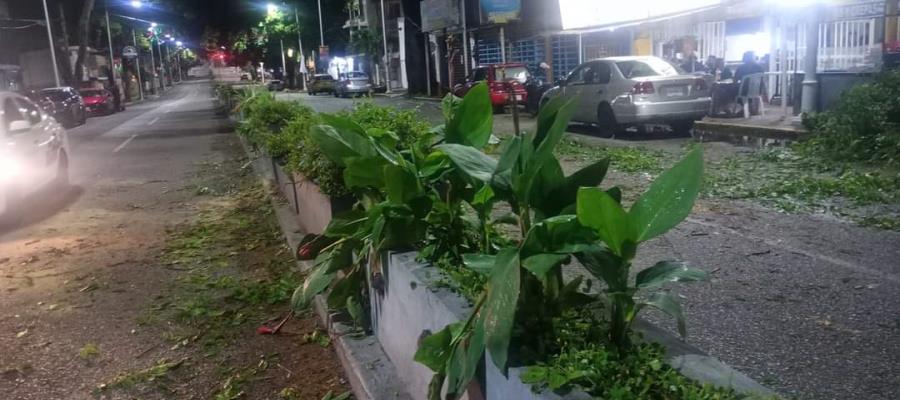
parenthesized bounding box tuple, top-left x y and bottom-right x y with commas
(801, 69, 900, 165)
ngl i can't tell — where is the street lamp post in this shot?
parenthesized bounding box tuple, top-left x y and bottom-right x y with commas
(41, 0, 61, 87)
(293, 5, 306, 90)
(105, 1, 122, 107)
(380, 0, 391, 91)
(317, 0, 324, 47)
(156, 38, 166, 89)
(148, 32, 157, 94)
(132, 28, 144, 101)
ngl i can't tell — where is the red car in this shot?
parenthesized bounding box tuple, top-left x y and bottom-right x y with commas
(79, 88, 116, 116)
(453, 63, 530, 113)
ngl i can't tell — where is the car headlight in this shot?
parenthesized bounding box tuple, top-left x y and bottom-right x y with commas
(0, 155, 24, 182)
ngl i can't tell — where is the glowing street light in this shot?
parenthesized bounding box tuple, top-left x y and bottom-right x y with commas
(130, 1, 142, 8)
(267, 3, 278, 16)
(176, 41, 183, 47)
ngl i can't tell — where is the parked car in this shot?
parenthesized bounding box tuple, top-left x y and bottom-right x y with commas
(79, 88, 116, 116)
(541, 56, 711, 135)
(267, 79, 285, 91)
(308, 74, 335, 95)
(334, 72, 373, 98)
(26, 87, 86, 128)
(453, 63, 530, 113)
(0, 91, 70, 217)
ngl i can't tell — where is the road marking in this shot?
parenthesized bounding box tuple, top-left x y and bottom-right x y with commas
(147, 117, 160, 126)
(113, 134, 138, 153)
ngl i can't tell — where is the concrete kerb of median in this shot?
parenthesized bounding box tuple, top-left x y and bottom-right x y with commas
(237, 134, 413, 400)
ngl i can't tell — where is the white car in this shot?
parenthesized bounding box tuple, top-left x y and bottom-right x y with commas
(0, 91, 70, 217)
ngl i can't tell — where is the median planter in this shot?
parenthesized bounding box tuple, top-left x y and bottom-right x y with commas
(288, 172, 353, 235)
(369, 252, 774, 400)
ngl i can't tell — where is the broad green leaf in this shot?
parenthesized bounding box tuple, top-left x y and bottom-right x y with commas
(522, 98, 577, 200)
(535, 95, 568, 146)
(322, 241, 356, 273)
(521, 214, 596, 257)
(641, 291, 687, 338)
(564, 159, 610, 194)
(495, 136, 522, 174)
(420, 151, 450, 178)
(575, 245, 625, 290)
(310, 116, 375, 165)
(291, 265, 334, 312)
(414, 323, 456, 372)
(435, 143, 498, 183)
(327, 269, 361, 308)
(606, 186, 623, 204)
(522, 253, 570, 278)
(346, 295, 364, 325)
(445, 82, 493, 148)
(576, 187, 632, 255)
(529, 158, 567, 218)
(636, 261, 709, 289)
(462, 253, 495, 276)
(629, 147, 703, 243)
(471, 185, 495, 207)
(482, 248, 520, 372)
(324, 210, 368, 238)
(343, 156, 387, 189)
(384, 164, 419, 204)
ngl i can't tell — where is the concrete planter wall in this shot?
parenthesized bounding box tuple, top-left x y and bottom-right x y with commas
(370, 252, 774, 400)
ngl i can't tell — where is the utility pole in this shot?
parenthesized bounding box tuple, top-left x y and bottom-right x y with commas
(148, 36, 157, 94)
(105, 1, 121, 108)
(280, 39, 287, 81)
(317, 0, 324, 46)
(801, 5, 820, 114)
(460, 0, 469, 75)
(41, 0, 61, 87)
(380, 0, 391, 91)
(294, 5, 306, 89)
(156, 38, 166, 89)
(132, 29, 144, 101)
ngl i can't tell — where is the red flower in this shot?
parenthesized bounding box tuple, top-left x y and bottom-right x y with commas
(257, 326, 274, 335)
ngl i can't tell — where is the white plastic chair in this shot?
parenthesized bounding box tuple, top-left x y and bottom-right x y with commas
(736, 73, 766, 118)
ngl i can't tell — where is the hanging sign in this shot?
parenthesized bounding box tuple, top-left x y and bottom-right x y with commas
(122, 46, 138, 58)
(482, 0, 521, 24)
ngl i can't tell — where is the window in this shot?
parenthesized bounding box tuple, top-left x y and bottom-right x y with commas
(616, 58, 682, 79)
(494, 66, 530, 83)
(567, 62, 610, 85)
(3, 98, 26, 132)
(16, 98, 43, 125)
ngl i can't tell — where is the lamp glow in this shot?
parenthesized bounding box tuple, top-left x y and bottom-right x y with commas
(130, 1, 142, 8)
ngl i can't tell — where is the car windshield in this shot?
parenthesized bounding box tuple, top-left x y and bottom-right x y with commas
(494, 66, 529, 83)
(80, 90, 104, 97)
(616, 59, 682, 79)
(40, 90, 70, 102)
(343, 72, 367, 79)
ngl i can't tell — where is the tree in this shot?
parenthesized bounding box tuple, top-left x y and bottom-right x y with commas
(349, 28, 381, 83)
(73, 0, 96, 82)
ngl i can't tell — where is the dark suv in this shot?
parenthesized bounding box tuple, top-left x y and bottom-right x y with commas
(27, 87, 86, 128)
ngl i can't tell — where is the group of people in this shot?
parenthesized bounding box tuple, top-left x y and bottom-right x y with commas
(679, 51, 765, 83)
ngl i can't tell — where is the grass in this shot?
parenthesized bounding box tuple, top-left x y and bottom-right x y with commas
(78, 343, 100, 359)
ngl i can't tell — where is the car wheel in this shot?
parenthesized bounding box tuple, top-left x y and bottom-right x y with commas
(595, 103, 619, 138)
(670, 120, 695, 137)
(55, 151, 69, 186)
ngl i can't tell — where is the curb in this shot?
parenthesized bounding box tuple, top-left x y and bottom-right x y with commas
(237, 135, 412, 400)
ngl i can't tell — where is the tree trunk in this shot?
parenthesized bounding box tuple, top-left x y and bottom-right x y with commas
(56, 1, 74, 85)
(74, 0, 96, 83)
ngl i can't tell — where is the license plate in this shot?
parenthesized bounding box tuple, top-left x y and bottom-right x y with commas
(515, 95, 523, 101)
(665, 88, 685, 97)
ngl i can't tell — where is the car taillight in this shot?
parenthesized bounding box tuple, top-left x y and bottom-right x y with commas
(693, 78, 708, 92)
(631, 81, 655, 95)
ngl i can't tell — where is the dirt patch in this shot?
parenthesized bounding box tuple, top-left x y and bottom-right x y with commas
(0, 138, 349, 399)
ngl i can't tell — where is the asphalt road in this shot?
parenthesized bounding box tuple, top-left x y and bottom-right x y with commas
(284, 91, 900, 400)
(0, 81, 238, 398)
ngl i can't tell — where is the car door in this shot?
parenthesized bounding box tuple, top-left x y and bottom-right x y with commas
(560, 62, 605, 123)
(11, 96, 57, 187)
(574, 61, 612, 123)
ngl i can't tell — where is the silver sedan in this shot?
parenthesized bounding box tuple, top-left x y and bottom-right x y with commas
(542, 56, 711, 135)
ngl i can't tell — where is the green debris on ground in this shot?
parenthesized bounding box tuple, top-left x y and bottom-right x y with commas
(78, 343, 100, 359)
(100, 358, 186, 392)
(704, 148, 900, 229)
(555, 139, 668, 173)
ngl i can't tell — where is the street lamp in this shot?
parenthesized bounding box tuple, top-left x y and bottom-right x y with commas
(267, 3, 279, 16)
(176, 41, 183, 47)
(131, 1, 142, 8)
